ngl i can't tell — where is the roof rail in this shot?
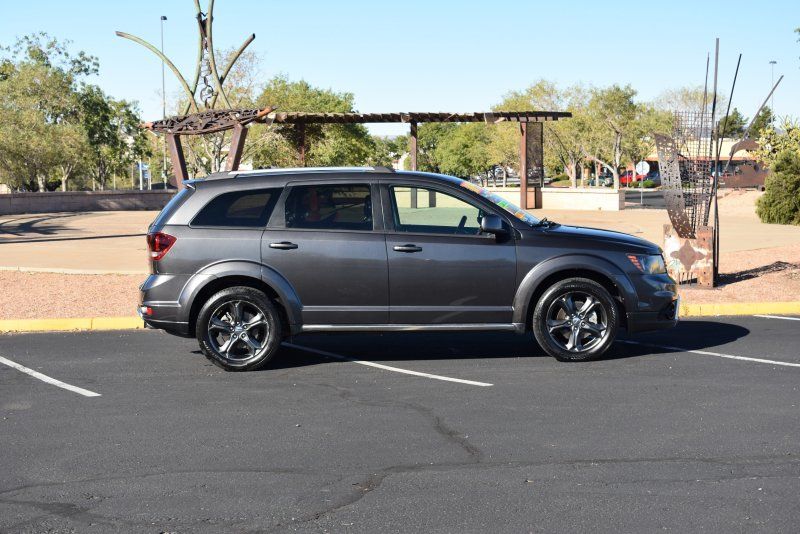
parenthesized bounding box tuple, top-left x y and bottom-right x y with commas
(199, 166, 395, 181)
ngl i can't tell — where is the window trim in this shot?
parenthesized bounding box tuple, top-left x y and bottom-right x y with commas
(382, 182, 510, 238)
(274, 181, 381, 233)
(189, 187, 281, 230)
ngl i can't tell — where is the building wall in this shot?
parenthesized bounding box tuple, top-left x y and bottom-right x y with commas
(487, 187, 625, 211)
(0, 190, 176, 215)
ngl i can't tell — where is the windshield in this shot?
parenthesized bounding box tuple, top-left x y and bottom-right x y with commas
(459, 181, 540, 226)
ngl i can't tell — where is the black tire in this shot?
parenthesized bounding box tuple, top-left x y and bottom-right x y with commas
(532, 278, 618, 362)
(195, 286, 283, 371)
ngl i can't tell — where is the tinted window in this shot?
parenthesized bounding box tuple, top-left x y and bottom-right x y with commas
(191, 188, 279, 227)
(285, 184, 373, 231)
(390, 186, 486, 235)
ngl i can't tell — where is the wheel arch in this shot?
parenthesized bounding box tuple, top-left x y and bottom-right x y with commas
(178, 261, 302, 335)
(513, 255, 635, 331)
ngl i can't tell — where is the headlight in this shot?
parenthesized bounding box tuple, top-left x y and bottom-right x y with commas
(627, 254, 666, 274)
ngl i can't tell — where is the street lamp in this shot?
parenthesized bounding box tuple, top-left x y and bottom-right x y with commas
(769, 60, 777, 124)
(160, 15, 168, 189)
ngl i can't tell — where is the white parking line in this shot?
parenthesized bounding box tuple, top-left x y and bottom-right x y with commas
(0, 355, 101, 397)
(283, 343, 493, 387)
(618, 340, 800, 368)
(754, 314, 800, 322)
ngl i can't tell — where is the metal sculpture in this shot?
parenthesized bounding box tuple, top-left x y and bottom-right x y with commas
(116, 0, 255, 115)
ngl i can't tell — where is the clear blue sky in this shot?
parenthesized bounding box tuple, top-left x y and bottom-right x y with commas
(2, 0, 797, 136)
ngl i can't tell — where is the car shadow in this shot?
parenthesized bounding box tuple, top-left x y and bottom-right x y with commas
(262, 319, 750, 371)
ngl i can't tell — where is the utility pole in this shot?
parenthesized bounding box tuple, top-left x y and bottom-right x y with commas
(161, 15, 168, 189)
(769, 60, 777, 124)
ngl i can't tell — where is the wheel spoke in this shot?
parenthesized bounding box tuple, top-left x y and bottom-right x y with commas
(566, 328, 582, 352)
(209, 316, 233, 332)
(218, 336, 236, 355)
(243, 313, 266, 331)
(547, 319, 570, 334)
(243, 335, 262, 355)
(230, 301, 244, 322)
(582, 322, 605, 337)
(578, 296, 597, 317)
(561, 294, 577, 315)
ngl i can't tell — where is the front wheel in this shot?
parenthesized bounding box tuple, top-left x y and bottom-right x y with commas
(196, 287, 283, 371)
(532, 278, 618, 362)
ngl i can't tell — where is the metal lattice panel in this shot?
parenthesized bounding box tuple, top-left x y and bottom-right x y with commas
(656, 112, 715, 239)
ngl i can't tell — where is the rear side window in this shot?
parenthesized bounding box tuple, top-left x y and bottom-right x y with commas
(191, 188, 279, 227)
(284, 184, 373, 231)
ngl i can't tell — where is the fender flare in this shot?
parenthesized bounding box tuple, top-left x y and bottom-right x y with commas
(512, 254, 636, 325)
(176, 260, 302, 326)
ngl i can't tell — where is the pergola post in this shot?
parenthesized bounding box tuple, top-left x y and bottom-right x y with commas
(297, 122, 307, 167)
(225, 123, 248, 171)
(410, 120, 418, 208)
(519, 123, 528, 209)
(166, 133, 188, 190)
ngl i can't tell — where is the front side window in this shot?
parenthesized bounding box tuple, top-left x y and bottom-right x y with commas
(284, 184, 373, 231)
(390, 186, 487, 235)
(191, 188, 279, 227)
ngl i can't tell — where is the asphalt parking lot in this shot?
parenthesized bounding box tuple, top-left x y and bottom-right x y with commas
(2, 315, 800, 533)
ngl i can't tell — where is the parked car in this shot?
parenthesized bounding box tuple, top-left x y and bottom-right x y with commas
(140, 167, 678, 371)
(620, 170, 646, 185)
(588, 173, 613, 187)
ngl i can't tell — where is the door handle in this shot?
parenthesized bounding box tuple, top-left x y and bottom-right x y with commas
(393, 244, 422, 253)
(269, 241, 298, 250)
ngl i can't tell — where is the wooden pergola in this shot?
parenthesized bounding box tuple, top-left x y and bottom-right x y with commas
(145, 109, 571, 209)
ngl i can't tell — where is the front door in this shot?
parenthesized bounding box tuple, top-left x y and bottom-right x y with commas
(261, 182, 388, 325)
(383, 184, 517, 324)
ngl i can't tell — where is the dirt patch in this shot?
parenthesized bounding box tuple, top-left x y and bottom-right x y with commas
(679, 243, 800, 304)
(0, 271, 141, 320)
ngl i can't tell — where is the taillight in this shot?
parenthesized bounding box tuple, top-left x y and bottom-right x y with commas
(146, 232, 176, 261)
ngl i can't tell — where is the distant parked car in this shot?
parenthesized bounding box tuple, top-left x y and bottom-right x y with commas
(588, 173, 613, 187)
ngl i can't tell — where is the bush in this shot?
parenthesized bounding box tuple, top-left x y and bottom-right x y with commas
(642, 179, 656, 188)
(756, 150, 800, 225)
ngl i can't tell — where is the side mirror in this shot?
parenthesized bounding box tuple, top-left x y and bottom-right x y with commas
(480, 214, 507, 237)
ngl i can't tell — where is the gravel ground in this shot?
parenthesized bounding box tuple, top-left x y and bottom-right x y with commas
(0, 271, 141, 319)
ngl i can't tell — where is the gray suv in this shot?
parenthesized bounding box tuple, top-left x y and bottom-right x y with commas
(140, 167, 678, 371)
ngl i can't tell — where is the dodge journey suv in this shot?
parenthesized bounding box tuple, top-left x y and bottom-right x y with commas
(140, 167, 678, 371)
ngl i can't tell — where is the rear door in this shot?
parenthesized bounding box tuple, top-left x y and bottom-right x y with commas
(261, 181, 388, 325)
(382, 182, 517, 325)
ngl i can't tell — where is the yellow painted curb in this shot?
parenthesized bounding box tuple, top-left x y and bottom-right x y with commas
(0, 316, 143, 333)
(680, 301, 800, 317)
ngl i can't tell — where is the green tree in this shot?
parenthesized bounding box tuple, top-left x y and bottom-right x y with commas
(754, 118, 800, 169)
(434, 123, 492, 178)
(749, 106, 773, 137)
(756, 150, 800, 225)
(251, 75, 378, 169)
(79, 85, 150, 190)
(718, 108, 747, 138)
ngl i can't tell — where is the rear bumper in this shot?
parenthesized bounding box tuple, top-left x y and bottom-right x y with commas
(138, 306, 191, 336)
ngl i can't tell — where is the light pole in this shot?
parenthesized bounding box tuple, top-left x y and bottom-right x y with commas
(769, 60, 777, 124)
(160, 15, 168, 189)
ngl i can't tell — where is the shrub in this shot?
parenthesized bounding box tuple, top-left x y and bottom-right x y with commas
(756, 150, 800, 225)
(642, 179, 656, 188)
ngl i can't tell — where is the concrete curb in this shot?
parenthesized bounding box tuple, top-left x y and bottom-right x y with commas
(680, 301, 800, 317)
(1, 302, 799, 333)
(0, 317, 143, 333)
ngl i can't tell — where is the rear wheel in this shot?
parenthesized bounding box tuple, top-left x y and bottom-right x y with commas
(196, 287, 283, 371)
(532, 278, 618, 362)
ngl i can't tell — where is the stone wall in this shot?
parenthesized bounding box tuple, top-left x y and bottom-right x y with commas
(0, 190, 177, 215)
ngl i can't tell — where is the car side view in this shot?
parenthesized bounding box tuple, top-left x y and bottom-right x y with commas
(139, 167, 678, 371)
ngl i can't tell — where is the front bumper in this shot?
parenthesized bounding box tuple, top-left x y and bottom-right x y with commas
(626, 297, 679, 333)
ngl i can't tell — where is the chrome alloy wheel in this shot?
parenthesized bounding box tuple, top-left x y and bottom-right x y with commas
(207, 300, 270, 363)
(544, 291, 609, 353)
